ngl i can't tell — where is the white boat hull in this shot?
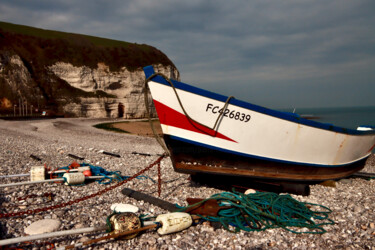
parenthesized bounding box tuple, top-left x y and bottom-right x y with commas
(144, 66, 375, 182)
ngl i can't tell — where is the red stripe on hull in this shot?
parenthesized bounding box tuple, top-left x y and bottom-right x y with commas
(153, 100, 237, 143)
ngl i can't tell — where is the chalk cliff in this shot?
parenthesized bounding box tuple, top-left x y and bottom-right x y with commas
(0, 21, 179, 118)
(48, 62, 179, 118)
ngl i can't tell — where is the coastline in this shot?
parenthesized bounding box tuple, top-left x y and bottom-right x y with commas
(110, 120, 163, 137)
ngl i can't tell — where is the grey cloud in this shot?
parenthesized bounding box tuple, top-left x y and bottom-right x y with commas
(0, 0, 374, 108)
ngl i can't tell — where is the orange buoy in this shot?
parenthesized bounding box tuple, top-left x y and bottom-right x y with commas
(69, 161, 81, 169)
(83, 170, 92, 177)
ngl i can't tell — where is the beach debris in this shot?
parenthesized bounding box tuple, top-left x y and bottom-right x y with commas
(62, 172, 86, 185)
(185, 198, 230, 216)
(102, 151, 121, 158)
(30, 165, 45, 181)
(177, 190, 334, 234)
(111, 203, 139, 213)
(0, 165, 89, 179)
(0, 173, 30, 178)
(319, 180, 337, 187)
(29, 154, 42, 161)
(83, 169, 92, 176)
(155, 212, 193, 235)
(75, 213, 199, 249)
(59, 213, 200, 250)
(244, 188, 257, 195)
(0, 210, 199, 248)
(349, 172, 375, 180)
(338, 178, 352, 184)
(2, 159, 157, 188)
(121, 187, 223, 228)
(57, 224, 158, 250)
(131, 151, 164, 157)
(121, 188, 226, 217)
(1, 162, 123, 188)
(24, 219, 61, 235)
(122, 187, 178, 212)
(67, 153, 85, 160)
(0, 175, 108, 188)
(131, 152, 153, 156)
(0, 156, 166, 219)
(108, 212, 141, 239)
(48, 161, 153, 185)
(0, 225, 107, 247)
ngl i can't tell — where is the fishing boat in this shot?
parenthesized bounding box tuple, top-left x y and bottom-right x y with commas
(143, 66, 375, 183)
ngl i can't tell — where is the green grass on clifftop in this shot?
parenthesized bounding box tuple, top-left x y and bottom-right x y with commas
(0, 21, 175, 71)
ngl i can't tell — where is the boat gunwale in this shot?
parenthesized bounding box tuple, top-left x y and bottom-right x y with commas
(144, 66, 375, 136)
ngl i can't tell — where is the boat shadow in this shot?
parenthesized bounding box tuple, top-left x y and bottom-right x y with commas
(189, 173, 311, 196)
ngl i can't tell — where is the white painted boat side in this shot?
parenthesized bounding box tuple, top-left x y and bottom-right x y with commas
(148, 81, 375, 166)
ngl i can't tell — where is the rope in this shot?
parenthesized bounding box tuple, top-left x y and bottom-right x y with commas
(85, 163, 155, 185)
(0, 155, 166, 219)
(177, 190, 334, 234)
(144, 75, 170, 156)
(51, 162, 155, 185)
(49, 161, 80, 180)
(144, 72, 235, 155)
(82, 163, 124, 185)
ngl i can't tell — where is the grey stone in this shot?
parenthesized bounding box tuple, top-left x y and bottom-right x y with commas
(24, 219, 61, 235)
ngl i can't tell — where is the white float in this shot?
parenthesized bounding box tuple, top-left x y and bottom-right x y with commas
(111, 203, 139, 213)
(155, 212, 193, 235)
(63, 172, 85, 185)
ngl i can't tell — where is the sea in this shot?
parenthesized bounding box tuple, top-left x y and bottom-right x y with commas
(286, 106, 375, 130)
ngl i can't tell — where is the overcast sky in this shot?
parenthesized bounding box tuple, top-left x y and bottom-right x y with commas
(1, 0, 374, 109)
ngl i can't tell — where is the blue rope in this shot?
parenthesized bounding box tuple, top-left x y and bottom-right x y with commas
(55, 162, 155, 185)
(80, 162, 156, 185)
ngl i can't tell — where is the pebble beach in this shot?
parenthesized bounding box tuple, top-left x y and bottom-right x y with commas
(0, 118, 374, 249)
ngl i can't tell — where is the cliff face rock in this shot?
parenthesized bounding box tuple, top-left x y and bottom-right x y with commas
(0, 21, 179, 118)
(0, 53, 44, 113)
(48, 62, 179, 118)
(0, 54, 33, 94)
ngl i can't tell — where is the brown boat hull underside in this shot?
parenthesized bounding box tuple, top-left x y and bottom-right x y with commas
(164, 135, 367, 183)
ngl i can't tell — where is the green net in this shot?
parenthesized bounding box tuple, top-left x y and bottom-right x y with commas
(177, 191, 334, 234)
